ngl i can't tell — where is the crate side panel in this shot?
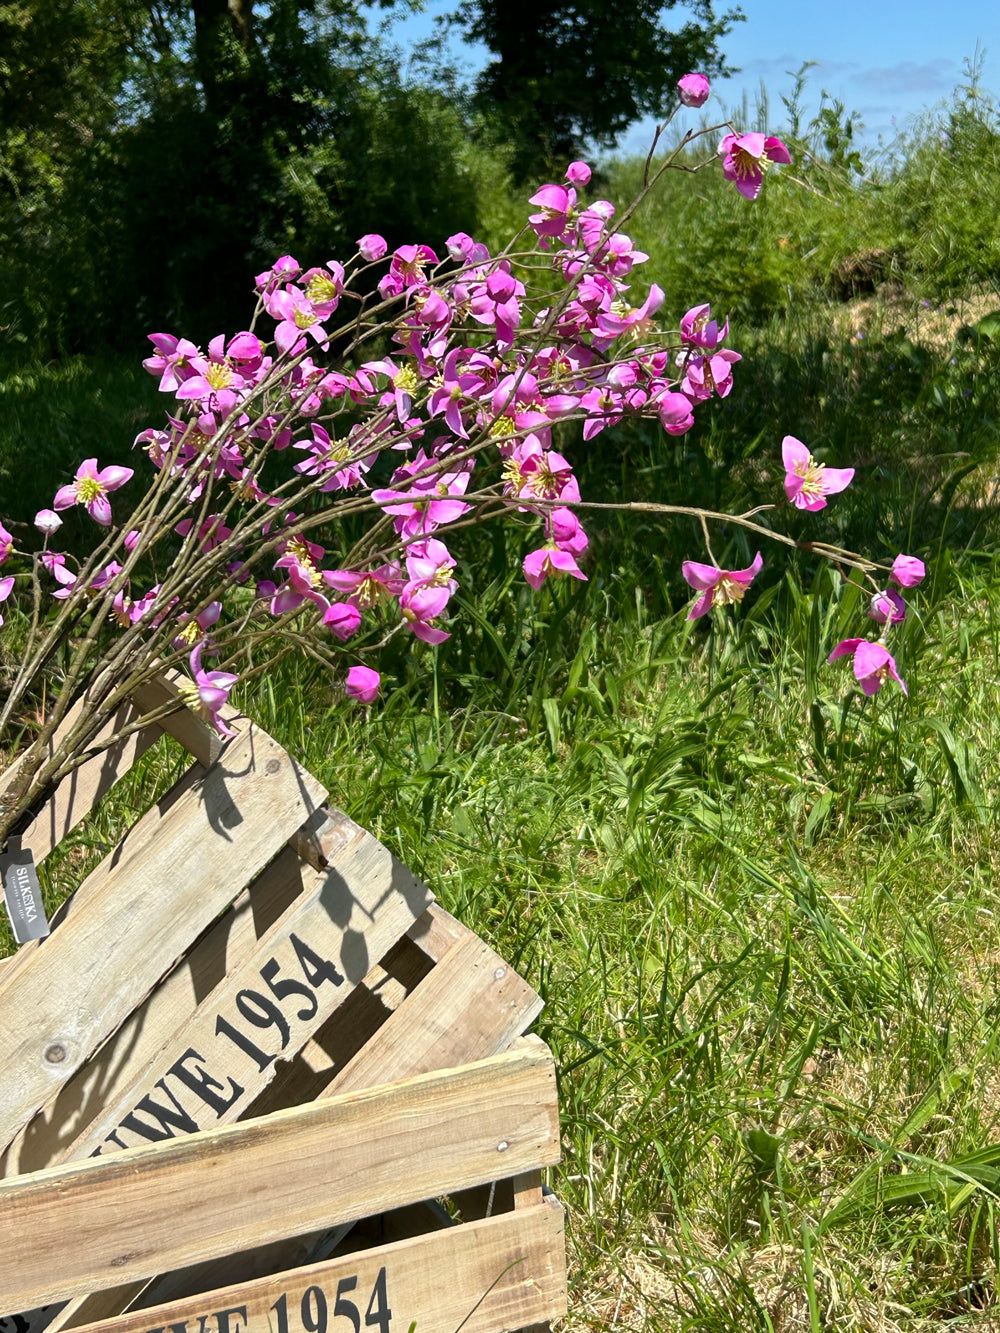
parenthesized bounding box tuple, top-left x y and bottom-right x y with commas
(69, 1202, 567, 1333)
(322, 929, 543, 1098)
(3, 844, 308, 1177)
(0, 1044, 560, 1309)
(65, 812, 432, 1159)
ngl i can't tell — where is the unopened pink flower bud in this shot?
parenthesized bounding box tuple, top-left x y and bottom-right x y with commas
(678, 73, 711, 108)
(345, 664, 380, 703)
(565, 161, 592, 186)
(124, 528, 142, 552)
(324, 602, 362, 641)
(890, 554, 926, 588)
(358, 233, 387, 263)
(34, 509, 62, 536)
(446, 232, 475, 262)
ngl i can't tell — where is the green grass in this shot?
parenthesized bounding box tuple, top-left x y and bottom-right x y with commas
(232, 537, 1000, 1331)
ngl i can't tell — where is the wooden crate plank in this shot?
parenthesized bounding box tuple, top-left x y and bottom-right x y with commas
(252, 905, 463, 1111)
(80, 918, 537, 1326)
(128, 671, 233, 769)
(0, 669, 224, 853)
(68, 1201, 567, 1333)
(14, 706, 160, 867)
(0, 726, 326, 1151)
(321, 929, 544, 1099)
(5, 809, 431, 1176)
(0, 1041, 560, 1309)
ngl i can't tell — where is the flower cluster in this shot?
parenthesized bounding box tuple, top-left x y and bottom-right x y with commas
(680, 430, 924, 697)
(0, 73, 902, 824)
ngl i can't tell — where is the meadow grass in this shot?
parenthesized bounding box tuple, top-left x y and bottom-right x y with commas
(6, 109, 1000, 1327)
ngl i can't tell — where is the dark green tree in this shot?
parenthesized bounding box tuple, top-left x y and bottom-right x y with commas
(453, 0, 742, 180)
(1, 0, 488, 356)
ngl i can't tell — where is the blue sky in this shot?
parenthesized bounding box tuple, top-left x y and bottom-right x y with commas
(367, 0, 999, 158)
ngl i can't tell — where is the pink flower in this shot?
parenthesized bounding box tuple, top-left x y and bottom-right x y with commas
(0, 574, 13, 627)
(142, 333, 201, 392)
(680, 348, 741, 401)
(172, 600, 222, 650)
(400, 582, 452, 643)
(680, 303, 729, 350)
(718, 132, 791, 201)
(181, 644, 239, 737)
(255, 255, 300, 294)
(527, 183, 576, 239)
(327, 563, 404, 609)
(678, 73, 711, 108)
(389, 244, 438, 289)
(828, 639, 908, 696)
(53, 458, 134, 526)
(323, 602, 362, 641)
(890, 554, 926, 587)
(345, 665, 380, 703)
(681, 553, 763, 619)
(565, 160, 592, 186)
(445, 232, 476, 262)
(656, 391, 696, 435)
(523, 545, 587, 590)
(868, 589, 906, 625)
(0, 521, 12, 564)
(267, 287, 330, 355)
(782, 437, 854, 511)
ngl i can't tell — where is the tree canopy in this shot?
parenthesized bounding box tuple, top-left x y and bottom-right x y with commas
(454, 0, 742, 178)
(1, 0, 739, 357)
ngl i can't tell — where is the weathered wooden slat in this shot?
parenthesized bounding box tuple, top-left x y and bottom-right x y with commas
(0, 1041, 560, 1309)
(68, 1201, 567, 1333)
(1, 810, 433, 1332)
(250, 905, 468, 1112)
(0, 669, 226, 843)
(321, 925, 544, 1099)
(128, 673, 228, 769)
(0, 726, 327, 1151)
(69, 910, 533, 1327)
(13, 705, 160, 867)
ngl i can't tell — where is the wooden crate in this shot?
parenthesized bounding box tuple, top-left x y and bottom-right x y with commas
(0, 677, 566, 1333)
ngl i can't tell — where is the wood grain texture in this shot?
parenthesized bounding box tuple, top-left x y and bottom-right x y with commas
(321, 924, 543, 1099)
(79, 910, 538, 1326)
(0, 726, 326, 1150)
(68, 1200, 567, 1333)
(0, 1041, 560, 1309)
(12, 706, 161, 867)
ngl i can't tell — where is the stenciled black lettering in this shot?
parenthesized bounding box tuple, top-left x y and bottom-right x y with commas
(215, 1013, 275, 1072)
(365, 1267, 392, 1333)
(269, 1293, 290, 1333)
(170, 1047, 244, 1117)
(119, 1078, 200, 1142)
(291, 933, 344, 989)
(166, 1317, 210, 1333)
(100, 1128, 130, 1152)
(214, 1306, 248, 1333)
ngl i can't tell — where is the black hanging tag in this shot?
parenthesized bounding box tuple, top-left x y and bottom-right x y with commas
(1, 837, 50, 944)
